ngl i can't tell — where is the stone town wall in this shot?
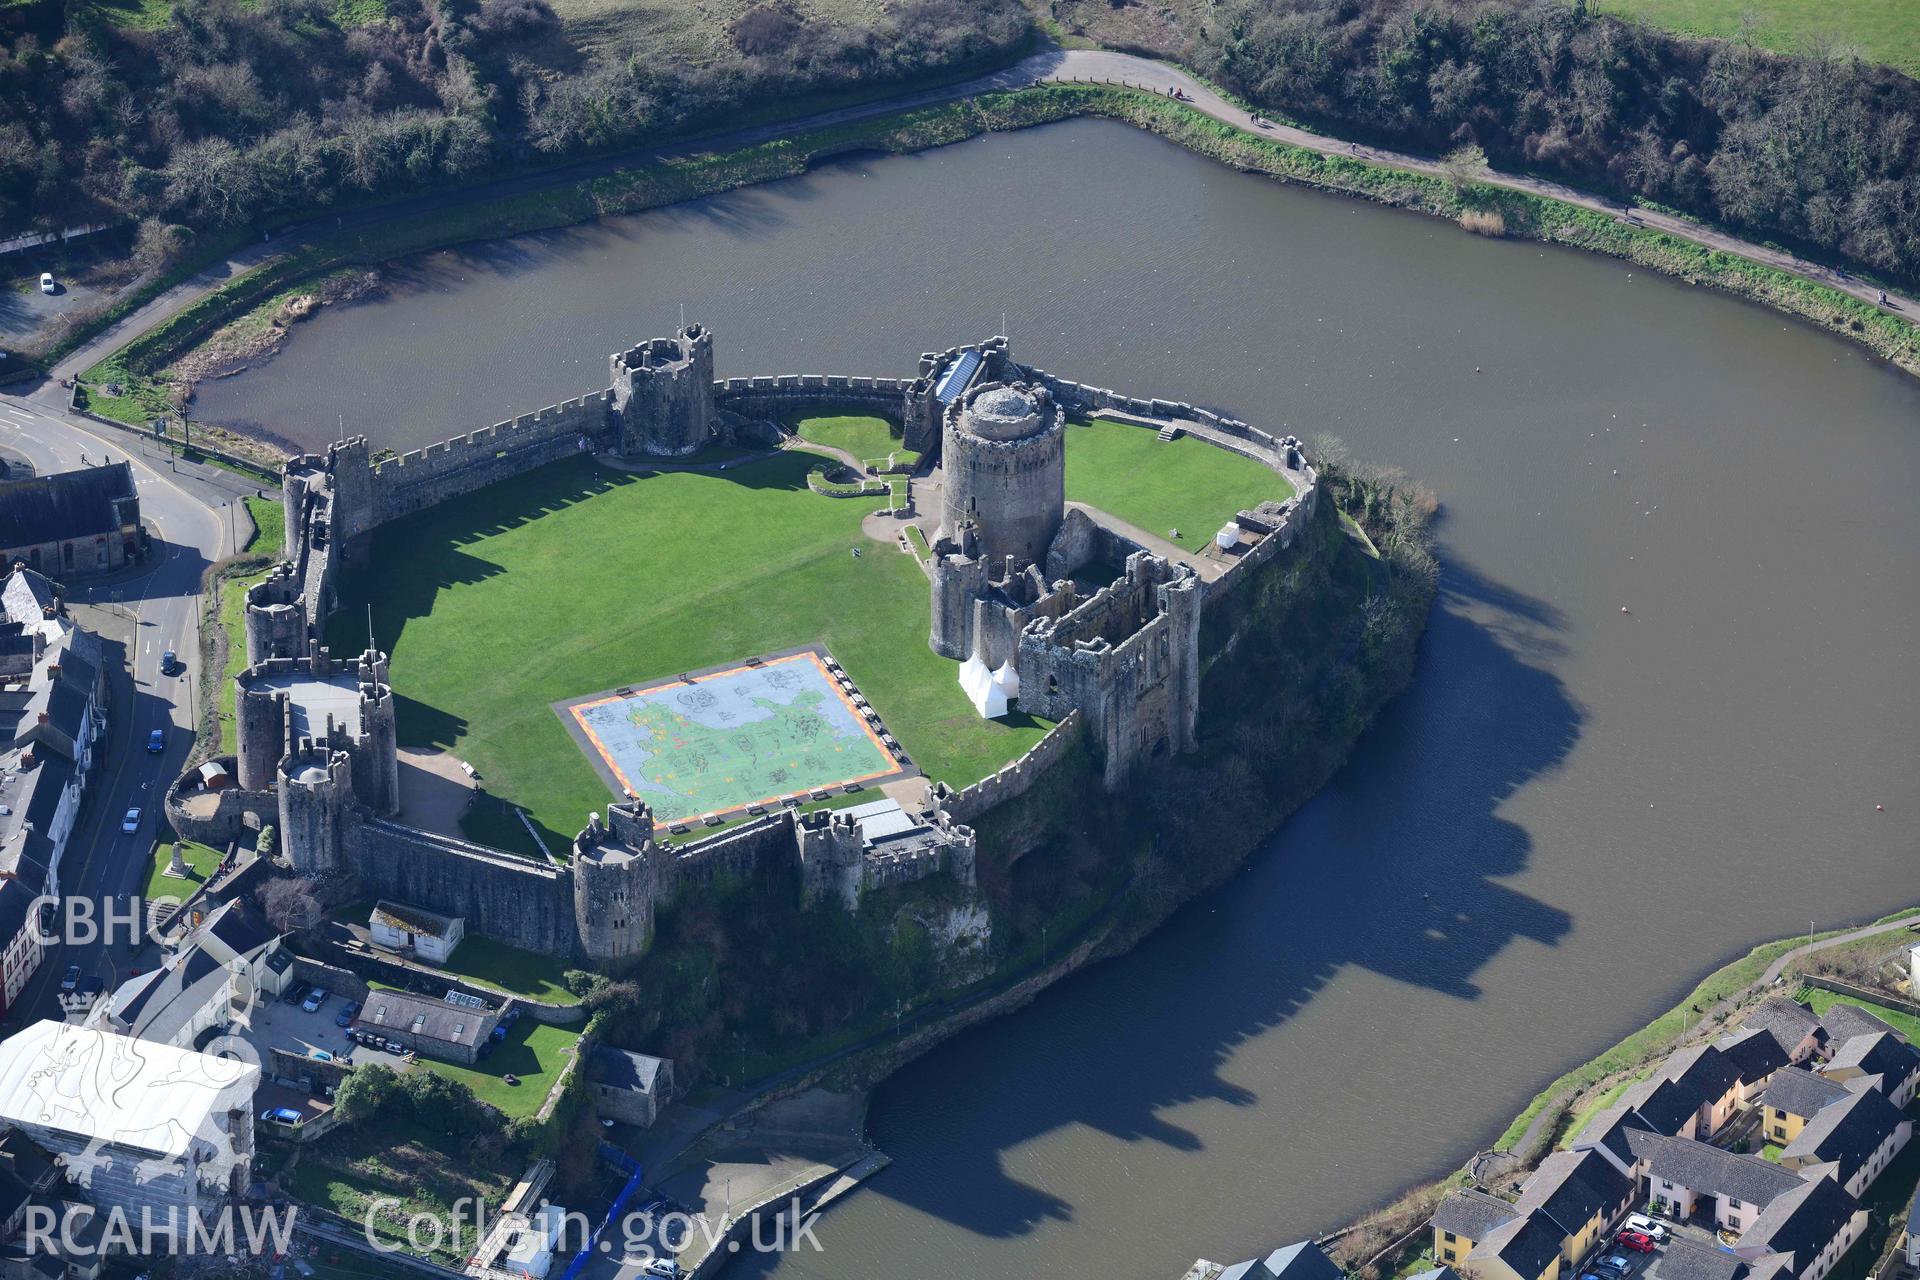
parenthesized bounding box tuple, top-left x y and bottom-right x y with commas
(368, 393, 615, 527)
(343, 814, 579, 956)
(714, 376, 908, 424)
(934, 710, 1085, 827)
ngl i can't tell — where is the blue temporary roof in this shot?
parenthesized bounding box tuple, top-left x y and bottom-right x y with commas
(934, 349, 982, 403)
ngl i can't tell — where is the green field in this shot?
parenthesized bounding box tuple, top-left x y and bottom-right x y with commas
(212, 496, 285, 755)
(1065, 417, 1292, 544)
(793, 414, 918, 466)
(430, 939, 575, 1004)
(412, 1021, 581, 1118)
(1601, 0, 1920, 74)
(336, 454, 1053, 851)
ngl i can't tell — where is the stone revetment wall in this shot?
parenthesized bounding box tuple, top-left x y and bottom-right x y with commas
(369, 392, 614, 525)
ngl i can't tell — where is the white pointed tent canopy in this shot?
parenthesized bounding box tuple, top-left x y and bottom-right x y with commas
(959, 649, 1021, 720)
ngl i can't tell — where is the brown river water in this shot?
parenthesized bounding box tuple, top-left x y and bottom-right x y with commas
(195, 118, 1920, 1280)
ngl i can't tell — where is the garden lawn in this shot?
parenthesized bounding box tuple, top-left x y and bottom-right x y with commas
(333, 454, 1051, 852)
(1065, 417, 1291, 543)
(434, 939, 574, 1003)
(413, 1020, 580, 1118)
(1803, 988, 1920, 1045)
(143, 835, 223, 903)
(793, 414, 917, 465)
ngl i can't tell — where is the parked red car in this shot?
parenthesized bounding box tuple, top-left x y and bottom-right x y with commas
(1616, 1231, 1658, 1253)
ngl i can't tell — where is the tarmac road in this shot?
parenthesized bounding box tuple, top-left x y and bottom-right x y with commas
(0, 393, 251, 1029)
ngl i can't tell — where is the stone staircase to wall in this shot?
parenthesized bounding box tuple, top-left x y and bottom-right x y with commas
(1156, 424, 1182, 442)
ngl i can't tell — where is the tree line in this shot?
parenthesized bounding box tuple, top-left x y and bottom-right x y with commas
(0, 0, 1029, 249)
(1190, 0, 1920, 283)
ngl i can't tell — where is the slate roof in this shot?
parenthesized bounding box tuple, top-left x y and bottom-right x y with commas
(1780, 1086, 1908, 1186)
(1761, 1068, 1852, 1120)
(194, 897, 274, 958)
(0, 568, 52, 626)
(108, 943, 232, 1043)
(1627, 1132, 1804, 1206)
(1663, 1044, 1742, 1101)
(1744, 998, 1825, 1057)
(357, 989, 496, 1047)
(1716, 1026, 1790, 1086)
(1220, 1241, 1346, 1280)
(1740, 1174, 1860, 1267)
(591, 1045, 669, 1096)
(1826, 1032, 1920, 1089)
(1515, 1148, 1632, 1231)
(1820, 1003, 1899, 1046)
(0, 464, 135, 546)
(370, 900, 460, 939)
(1621, 1075, 1707, 1136)
(1468, 1212, 1564, 1280)
(1407, 1268, 1461, 1280)
(1432, 1189, 1521, 1240)
(1576, 1103, 1657, 1168)
(1651, 1238, 1748, 1280)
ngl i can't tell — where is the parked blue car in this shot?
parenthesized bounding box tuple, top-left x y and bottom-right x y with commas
(260, 1107, 301, 1127)
(146, 728, 165, 753)
(334, 1001, 360, 1028)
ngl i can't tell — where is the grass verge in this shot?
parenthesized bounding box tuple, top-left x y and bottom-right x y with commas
(1064, 416, 1292, 541)
(412, 1020, 582, 1119)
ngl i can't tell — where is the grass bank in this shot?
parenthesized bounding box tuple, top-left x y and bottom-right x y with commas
(1495, 906, 1920, 1152)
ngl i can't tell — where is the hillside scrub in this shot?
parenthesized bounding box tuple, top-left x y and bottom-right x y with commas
(0, 0, 1030, 237)
(1058, 0, 1920, 288)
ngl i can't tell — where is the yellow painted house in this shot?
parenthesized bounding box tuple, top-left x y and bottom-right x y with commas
(1432, 1190, 1523, 1270)
(1513, 1149, 1636, 1266)
(1463, 1212, 1568, 1280)
(1758, 1068, 1851, 1147)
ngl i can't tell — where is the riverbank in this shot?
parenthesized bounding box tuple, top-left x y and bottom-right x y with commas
(1311, 905, 1920, 1280)
(75, 76, 1920, 440)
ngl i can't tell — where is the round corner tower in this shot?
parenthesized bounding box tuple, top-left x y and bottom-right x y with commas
(938, 381, 1065, 571)
(609, 324, 717, 457)
(571, 800, 661, 963)
(279, 747, 350, 875)
(352, 649, 400, 816)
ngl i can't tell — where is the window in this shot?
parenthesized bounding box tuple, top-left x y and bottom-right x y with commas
(1444, 1233, 1457, 1245)
(1773, 1126, 1786, 1139)
(1443, 1250, 1456, 1262)
(1729, 1199, 1743, 1210)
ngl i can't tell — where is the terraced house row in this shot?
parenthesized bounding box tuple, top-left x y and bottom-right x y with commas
(1432, 996, 1920, 1280)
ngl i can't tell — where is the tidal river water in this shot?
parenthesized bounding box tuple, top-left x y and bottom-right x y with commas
(197, 118, 1920, 1280)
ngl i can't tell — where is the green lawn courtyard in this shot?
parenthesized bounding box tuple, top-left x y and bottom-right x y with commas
(335, 452, 1054, 852)
(792, 413, 918, 466)
(1064, 417, 1291, 545)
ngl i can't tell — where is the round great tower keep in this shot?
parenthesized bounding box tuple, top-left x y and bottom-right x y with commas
(937, 381, 1065, 571)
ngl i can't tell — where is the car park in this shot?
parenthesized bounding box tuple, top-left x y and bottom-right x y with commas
(38, 273, 54, 295)
(1598, 1255, 1633, 1275)
(335, 1001, 360, 1028)
(282, 980, 310, 1006)
(120, 808, 141, 834)
(301, 987, 329, 1013)
(1616, 1231, 1657, 1253)
(1624, 1216, 1669, 1243)
(147, 728, 165, 753)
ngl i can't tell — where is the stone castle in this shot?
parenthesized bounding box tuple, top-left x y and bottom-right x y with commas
(169, 326, 1317, 966)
